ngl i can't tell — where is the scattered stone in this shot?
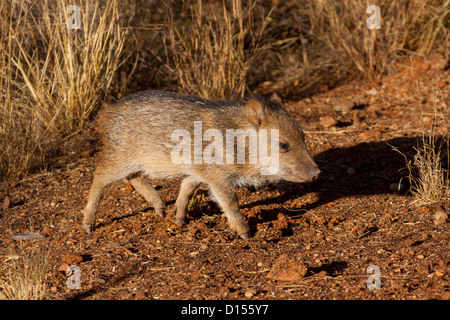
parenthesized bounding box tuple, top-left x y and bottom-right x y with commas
(442, 292, 450, 300)
(244, 289, 257, 299)
(63, 253, 83, 265)
(320, 115, 338, 128)
(2, 196, 11, 210)
(267, 254, 308, 281)
(367, 88, 378, 96)
(359, 130, 381, 138)
(346, 167, 356, 175)
(124, 180, 134, 194)
(94, 276, 107, 284)
(438, 80, 447, 89)
(333, 99, 354, 113)
(433, 209, 448, 226)
(59, 263, 70, 273)
(11, 232, 45, 240)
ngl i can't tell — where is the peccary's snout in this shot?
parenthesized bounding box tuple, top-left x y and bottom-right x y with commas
(307, 166, 321, 181)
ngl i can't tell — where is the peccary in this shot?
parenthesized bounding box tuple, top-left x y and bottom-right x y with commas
(83, 91, 319, 238)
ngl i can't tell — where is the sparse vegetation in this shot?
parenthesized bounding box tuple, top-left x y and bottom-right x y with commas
(0, 242, 49, 300)
(0, 0, 127, 178)
(163, 0, 272, 99)
(1, 0, 448, 179)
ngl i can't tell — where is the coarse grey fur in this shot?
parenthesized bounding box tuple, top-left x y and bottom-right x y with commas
(83, 90, 320, 238)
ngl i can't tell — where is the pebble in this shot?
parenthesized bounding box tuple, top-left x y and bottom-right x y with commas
(11, 232, 45, 240)
(244, 289, 257, 299)
(367, 88, 378, 96)
(267, 254, 308, 281)
(333, 99, 354, 113)
(2, 196, 11, 210)
(320, 115, 338, 128)
(442, 292, 450, 300)
(438, 80, 447, 89)
(359, 130, 381, 138)
(63, 253, 83, 265)
(433, 209, 448, 226)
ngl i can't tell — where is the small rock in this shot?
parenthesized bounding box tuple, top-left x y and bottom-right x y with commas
(438, 81, 447, 89)
(320, 115, 338, 128)
(367, 88, 378, 96)
(359, 130, 381, 138)
(435, 269, 445, 278)
(63, 254, 83, 265)
(94, 276, 107, 284)
(59, 263, 70, 273)
(334, 99, 354, 113)
(244, 289, 257, 299)
(11, 232, 45, 240)
(2, 196, 11, 210)
(346, 167, 356, 175)
(442, 292, 450, 300)
(267, 254, 308, 281)
(124, 180, 134, 194)
(433, 209, 448, 226)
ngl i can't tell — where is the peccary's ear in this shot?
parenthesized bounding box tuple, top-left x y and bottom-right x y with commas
(270, 92, 282, 103)
(245, 99, 265, 128)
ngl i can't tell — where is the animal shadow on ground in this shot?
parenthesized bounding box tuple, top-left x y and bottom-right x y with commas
(242, 136, 447, 218)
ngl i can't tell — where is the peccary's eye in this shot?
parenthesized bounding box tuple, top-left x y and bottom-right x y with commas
(279, 142, 290, 151)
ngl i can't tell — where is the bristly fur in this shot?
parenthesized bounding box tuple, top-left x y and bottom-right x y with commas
(84, 90, 319, 238)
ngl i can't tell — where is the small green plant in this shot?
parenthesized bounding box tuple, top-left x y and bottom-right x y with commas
(187, 188, 207, 216)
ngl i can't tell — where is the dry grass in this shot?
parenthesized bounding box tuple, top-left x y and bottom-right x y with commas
(408, 135, 449, 205)
(393, 84, 449, 206)
(302, 0, 449, 80)
(0, 0, 127, 178)
(0, 242, 49, 300)
(163, 0, 272, 99)
(0, 0, 448, 179)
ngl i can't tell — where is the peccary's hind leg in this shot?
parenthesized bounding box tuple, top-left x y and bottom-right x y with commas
(129, 175, 166, 217)
(83, 166, 123, 233)
(173, 176, 200, 225)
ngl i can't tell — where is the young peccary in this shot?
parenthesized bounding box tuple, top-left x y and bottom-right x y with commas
(83, 91, 319, 238)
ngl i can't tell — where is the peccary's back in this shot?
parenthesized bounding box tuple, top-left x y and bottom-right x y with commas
(98, 91, 246, 153)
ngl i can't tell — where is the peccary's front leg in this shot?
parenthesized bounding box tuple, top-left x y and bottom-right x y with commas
(208, 184, 250, 239)
(173, 176, 200, 225)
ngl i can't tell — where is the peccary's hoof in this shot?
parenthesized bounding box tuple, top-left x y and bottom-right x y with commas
(83, 224, 93, 234)
(175, 218, 186, 226)
(238, 233, 250, 239)
(155, 208, 166, 218)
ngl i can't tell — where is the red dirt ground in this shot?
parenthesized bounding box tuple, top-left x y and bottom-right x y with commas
(1, 54, 449, 300)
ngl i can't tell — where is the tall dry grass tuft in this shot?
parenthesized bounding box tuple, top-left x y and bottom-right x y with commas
(408, 135, 449, 206)
(0, 0, 127, 178)
(393, 84, 449, 206)
(163, 0, 272, 99)
(303, 0, 449, 80)
(0, 243, 49, 300)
